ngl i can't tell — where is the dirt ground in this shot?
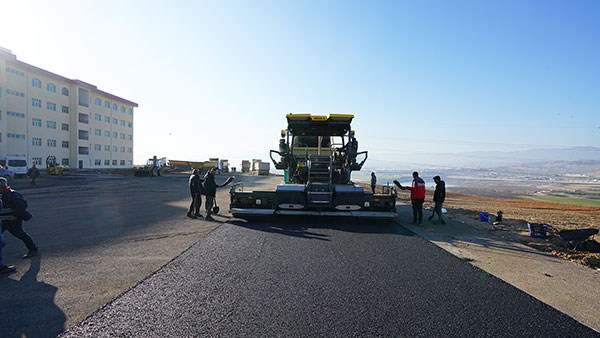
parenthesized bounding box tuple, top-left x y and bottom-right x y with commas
(386, 185, 600, 270)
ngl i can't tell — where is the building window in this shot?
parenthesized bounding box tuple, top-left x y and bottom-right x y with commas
(32, 98, 42, 107)
(104, 159, 110, 166)
(78, 147, 89, 155)
(32, 118, 42, 127)
(104, 131, 110, 137)
(62, 106, 69, 114)
(120, 133, 125, 139)
(128, 147, 132, 153)
(112, 146, 117, 152)
(127, 135, 132, 140)
(62, 159, 69, 166)
(104, 145, 110, 151)
(62, 123, 69, 131)
(48, 139, 57, 147)
(32, 78, 41, 88)
(105, 101, 110, 108)
(78, 113, 89, 124)
(6, 67, 25, 77)
(47, 102, 56, 111)
(47, 121, 56, 129)
(7, 111, 25, 118)
(120, 146, 125, 152)
(128, 108, 133, 115)
(95, 98, 101, 105)
(95, 159, 101, 166)
(95, 113, 101, 121)
(120, 160, 125, 166)
(104, 116, 110, 123)
(7, 89, 25, 97)
(112, 160, 117, 165)
(32, 137, 42, 146)
(120, 106, 125, 113)
(112, 132, 117, 139)
(62, 141, 69, 148)
(112, 118, 117, 124)
(32, 157, 42, 165)
(94, 129, 101, 136)
(128, 122, 133, 128)
(120, 120, 125, 126)
(47, 83, 56, 93)
(78, 88, 90, 107)
(128, 160, 132, 166)
(112, 103, 117, 110)
(62, 87, 69, 96)
(78, 130, 89, 140)
(8, 133, 26, 139)
(94, 144, 101, 151)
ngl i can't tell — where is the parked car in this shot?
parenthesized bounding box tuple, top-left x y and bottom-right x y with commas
(0, 155, 28, 177)
(0, 167, 15, 180)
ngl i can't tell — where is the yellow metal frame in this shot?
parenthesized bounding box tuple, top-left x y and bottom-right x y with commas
(286, 113, 354, 120)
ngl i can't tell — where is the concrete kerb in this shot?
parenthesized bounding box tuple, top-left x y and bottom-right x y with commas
(395, 204, 600, 333)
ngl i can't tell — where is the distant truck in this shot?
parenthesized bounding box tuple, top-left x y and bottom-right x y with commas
(0, 155, 27, 176)
(241, 160, 251, 173)
(252, 160, 270, 176)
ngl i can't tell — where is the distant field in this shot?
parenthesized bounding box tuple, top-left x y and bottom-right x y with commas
(528, 196, 600, 206)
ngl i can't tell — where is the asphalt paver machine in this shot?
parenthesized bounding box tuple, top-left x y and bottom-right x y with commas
(230, 114, 397, 219)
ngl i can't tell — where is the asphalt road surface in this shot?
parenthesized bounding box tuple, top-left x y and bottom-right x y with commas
(62, 212, 597, 336)
(0, 172, 244, 337)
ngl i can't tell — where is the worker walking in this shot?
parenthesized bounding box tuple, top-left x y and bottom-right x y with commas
(371, 172, 377, 193)
(393, 171, 426, 224)
(428, 175, 446, 224)
(27, 164, 40, 186)
(0, 177, 38, 258)
(187, 169, 204, 218)
(0, 199, 16, 274)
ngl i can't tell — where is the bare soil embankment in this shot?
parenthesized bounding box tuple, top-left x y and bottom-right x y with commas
(367, 183, 600, 270)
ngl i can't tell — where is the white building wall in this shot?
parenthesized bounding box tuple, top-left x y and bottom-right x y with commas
(0, 48, 137, 169)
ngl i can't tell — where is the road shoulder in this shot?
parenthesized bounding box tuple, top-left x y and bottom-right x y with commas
(397, 205, 600, 332)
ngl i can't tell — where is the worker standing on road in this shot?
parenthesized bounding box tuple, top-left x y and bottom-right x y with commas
(393, 171, 426, 224)
(187, 169, 204, 218)
(371, 172, 377, 193)
(0, 177, 38, 258)
(27, 164, 40, 186)
(428, 175, 446, 224)
(0, 199, 16, 274)
(203, 167, 232, 221)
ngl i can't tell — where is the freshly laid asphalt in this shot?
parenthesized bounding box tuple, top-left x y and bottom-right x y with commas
(61, 214, 598, 337)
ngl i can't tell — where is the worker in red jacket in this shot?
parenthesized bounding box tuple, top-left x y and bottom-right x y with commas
(393, 171, 426, 224)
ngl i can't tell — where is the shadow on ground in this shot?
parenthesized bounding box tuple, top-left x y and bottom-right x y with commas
(0, 257, 66, 338)
(229, 215, 414, 240)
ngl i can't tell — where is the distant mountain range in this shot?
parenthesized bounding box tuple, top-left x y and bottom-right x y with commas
(366, 147, 600, 174)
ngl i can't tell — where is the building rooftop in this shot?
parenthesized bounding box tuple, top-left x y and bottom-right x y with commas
(0, 47, 138, 107)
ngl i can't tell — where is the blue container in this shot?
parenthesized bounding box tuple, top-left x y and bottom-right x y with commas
(479, 211, 489, 222)
(528, 223, 548, 238)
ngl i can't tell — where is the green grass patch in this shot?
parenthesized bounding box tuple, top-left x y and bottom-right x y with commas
(528, 196, 600, 206)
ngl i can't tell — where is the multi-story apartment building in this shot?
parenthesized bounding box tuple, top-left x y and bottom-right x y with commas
(0, 47, 137, 169)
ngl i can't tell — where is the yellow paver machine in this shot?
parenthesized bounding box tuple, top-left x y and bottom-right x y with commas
(229, 114, 397, 219)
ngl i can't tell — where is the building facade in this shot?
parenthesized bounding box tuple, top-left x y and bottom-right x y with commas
(0, 47, 137, 169)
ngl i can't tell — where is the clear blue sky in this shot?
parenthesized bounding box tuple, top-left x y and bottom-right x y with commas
(2, 0, 599, 168)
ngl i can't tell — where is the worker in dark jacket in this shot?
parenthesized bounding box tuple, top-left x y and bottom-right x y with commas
(0, 177, 38, 258)
(203, 167, 233, 221)
(27, 164, 40, 186)
(0, 199, 16, 274)
(371, 172, 377, 193)
(187, 169, 204, 218)
(428, 175, 446, 224)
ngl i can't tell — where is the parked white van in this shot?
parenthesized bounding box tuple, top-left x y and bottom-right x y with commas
(0, 155, 28, 176)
